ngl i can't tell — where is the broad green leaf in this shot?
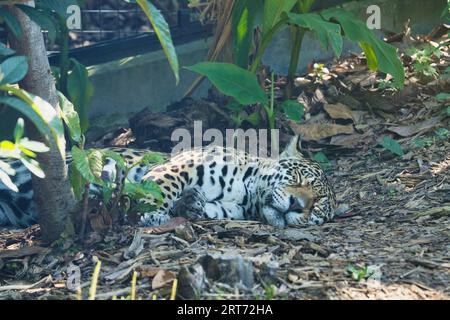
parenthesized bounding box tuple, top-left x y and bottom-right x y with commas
(262, 0, 297, 38)
(281, 100, 304, 122)
(232, 0, 260, 68)
(379, 136, 404, 156)
(0, 7, 23, 39)
(0, 96, 52, 146)
(225, 100, 243, 111)
(313, 152, 332, 170)
(13, 118, 24, 143)
(0, 56, 29, 85)
(0, 159, 15, 176)
(58, 91, 81, 143)
(124, 180, 163, 203)
(18, 146, 37, 158)
(68, 162, 86, 200)
(20, 156, 45, 178)
(35, 0, 79, 19)
(101, 149, 126, 171)
(287, 12, 343, 57)
(436, 92, 450, 101)
(321, 8, 405, 88)
(0, 167, 18, 192)
(19, 138, 49, 153)
(71, 145, 96, 183)
(244, 111, 261, 126)
(67, 59, 93, 133)
(186, 62, 268, 105)
(0, 85, 66, 155)
(16, 4, 58, 44)
(128, 0, 179, 84)
(0, 42, 15, 56)
(87, 149, 104, 180)
(140, 152, 165, 166)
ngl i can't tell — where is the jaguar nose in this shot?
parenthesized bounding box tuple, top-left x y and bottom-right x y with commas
(288, 198, 303, 212)
(289, 198, 305, 212)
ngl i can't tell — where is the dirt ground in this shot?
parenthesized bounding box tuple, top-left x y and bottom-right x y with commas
(1, 36, 449, 300)
(0, 141, 448, 300)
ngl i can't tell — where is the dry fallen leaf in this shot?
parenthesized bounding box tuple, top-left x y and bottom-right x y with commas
(152, 269, 176, 290)
(290, 122, 354, 141)
(324, 103, 357, 122)
(386, 117, 442, 137)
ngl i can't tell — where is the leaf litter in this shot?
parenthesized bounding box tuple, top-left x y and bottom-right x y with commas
(1, 35, 449, 301)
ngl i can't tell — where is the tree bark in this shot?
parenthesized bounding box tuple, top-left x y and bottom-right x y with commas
(7, 1, 76, 243)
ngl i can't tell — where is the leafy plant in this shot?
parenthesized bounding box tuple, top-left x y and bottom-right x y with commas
(187, 62, 304, 129)
(379, 136, 404, 157)
(406, 44, 441, 80)
(435, 128, 449, 140)
(0, 118, 49, 192)
(313, 151, 331, 170)
(10, 0, 180, 134)
(347, 264, 380, 281)
(188, 1, 404, 132)
(227, 1, 405, 88)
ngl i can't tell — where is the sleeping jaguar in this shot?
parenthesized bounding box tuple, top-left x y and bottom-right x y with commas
(0, 135, 337, 228)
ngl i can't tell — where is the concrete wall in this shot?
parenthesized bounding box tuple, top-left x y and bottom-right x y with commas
(86, 38, 212, 139)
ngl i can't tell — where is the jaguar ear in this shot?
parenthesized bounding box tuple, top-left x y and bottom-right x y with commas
(280, 135, 304, 159)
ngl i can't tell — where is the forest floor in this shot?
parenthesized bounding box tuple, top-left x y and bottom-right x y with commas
(0, 34, 449, 300)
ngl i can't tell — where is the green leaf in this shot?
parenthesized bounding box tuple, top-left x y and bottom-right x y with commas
(313, 152, 332, 170)
(436, 92, 450, 101)
(186, 62, 268, 105)
(0, 42, 15, 56)
(0, 159, 15, 176)
(262, 0, 297, 38)
(244, 111, 261, 126)
(287, 12, 343, 57)
(0, 7, 23, 39)
(0, 96, 52, 147)
(0, 56, 29, 85)
(225, 100, 243, 111)
(139, 152, 165, 166)
(13, 118, 24, 143)
(35, 0, 79, 19)
(0, 166, 18, 192)
(19, 138, 49, 153)
(101, 149, 126, 171)
(435, 128, 449, 140)
(443, 106, 450, 117)
(87, 149, 104, 180)
(71, 146, 97, 183)
(20, 156, 45, 178)
(129, 0, 179, 84)
(0, 85, 66, 156)
(232, 0, 260, 68)
(321, 8, 405, 88)
(67, 59, 93, 133)
(379, 136, 404, 156)
(281, 100, 304, 122)
(16, 4, 58, 44)
(123, 180, 163, 203)
(68, 162, 86, 200)
(58, 91, 81, 143)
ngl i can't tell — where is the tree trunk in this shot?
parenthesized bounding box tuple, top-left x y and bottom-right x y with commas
(7, 2, 76, 243)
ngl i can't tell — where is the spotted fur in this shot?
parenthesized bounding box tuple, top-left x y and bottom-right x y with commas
(0, 136, 337, 228)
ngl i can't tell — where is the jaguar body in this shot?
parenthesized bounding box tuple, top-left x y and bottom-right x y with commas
(0, 136, 337, 228)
